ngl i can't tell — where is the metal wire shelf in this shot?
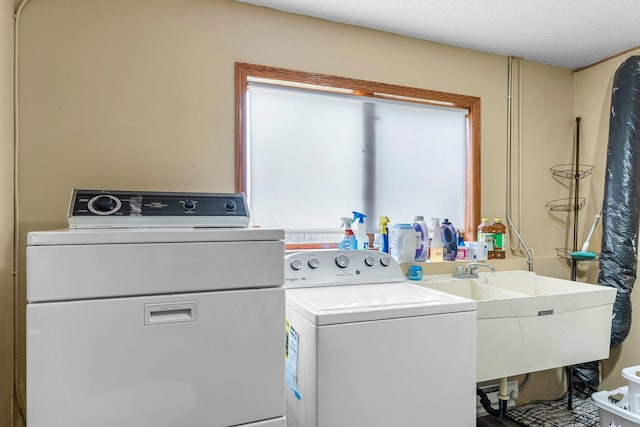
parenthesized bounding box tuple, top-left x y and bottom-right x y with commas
(545, 197, 586, 212)
(555, 248, 600, 261)
(550, 164, 594, 180)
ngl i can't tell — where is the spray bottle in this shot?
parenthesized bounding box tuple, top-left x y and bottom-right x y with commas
(339, 217, 356, 250)
(429, 217, 444, 262)
(379, 216, 391, 253)
(352, 211, 369, 250)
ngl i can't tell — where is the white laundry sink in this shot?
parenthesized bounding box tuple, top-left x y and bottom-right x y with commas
(418, 270, 616, 382)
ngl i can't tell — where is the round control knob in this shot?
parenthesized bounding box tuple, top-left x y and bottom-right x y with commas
(183, 200, 196, 210)
(364, 255, 376, 267)
(335, 254, 350, 268)
(290, 258, 303, 271)
(87, 194, 121, 215)
(380, 256, 391, 267)
(308, 257, 320, 269)
(224, 200, 237, 211)
(93, 195, 116, 212)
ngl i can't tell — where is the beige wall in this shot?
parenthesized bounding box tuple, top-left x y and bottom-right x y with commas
(574, 49, 640, 392)
(1, 0, 14, 424)
(11, 0, 582, 419)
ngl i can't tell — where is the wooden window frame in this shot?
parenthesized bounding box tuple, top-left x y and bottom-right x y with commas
(235, 62, 481, 239)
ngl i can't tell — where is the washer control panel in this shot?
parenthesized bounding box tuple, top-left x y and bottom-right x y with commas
(68, 189, 249, 228)
(284, 250, 404, 288)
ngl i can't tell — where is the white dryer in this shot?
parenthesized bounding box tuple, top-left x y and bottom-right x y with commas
(284, 250, 477, 427)
(26, 228, 286, 427)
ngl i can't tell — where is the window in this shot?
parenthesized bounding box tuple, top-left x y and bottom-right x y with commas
(236, 63, 480, 246)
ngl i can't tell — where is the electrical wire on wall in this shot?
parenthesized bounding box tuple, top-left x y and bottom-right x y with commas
(506, 56, 534, 271)
(12, 0, 30, 424)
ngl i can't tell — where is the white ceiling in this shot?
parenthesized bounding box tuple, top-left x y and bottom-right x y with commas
(236, 0, 640, 70)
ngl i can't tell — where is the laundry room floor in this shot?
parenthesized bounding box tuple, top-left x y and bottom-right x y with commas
(478, 387, 600, 427)
(477, 416, 522, 426)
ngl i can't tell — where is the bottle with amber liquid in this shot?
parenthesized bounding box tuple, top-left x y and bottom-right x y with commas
(477, 218, 495, 259)
(491, 218, 506, 259)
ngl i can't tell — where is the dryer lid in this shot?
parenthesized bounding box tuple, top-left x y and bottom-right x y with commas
(286, 281, 476, 325)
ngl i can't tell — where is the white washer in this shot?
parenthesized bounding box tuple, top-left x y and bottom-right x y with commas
(26, 228, 286, 427)
(284, 250, 477, 427)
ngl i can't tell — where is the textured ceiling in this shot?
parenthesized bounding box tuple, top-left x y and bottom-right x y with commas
(237, 0, 640, 70)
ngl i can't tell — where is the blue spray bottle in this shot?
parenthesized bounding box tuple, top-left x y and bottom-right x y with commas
(352, 211, 368, 250)
(339, 217, 356, 250)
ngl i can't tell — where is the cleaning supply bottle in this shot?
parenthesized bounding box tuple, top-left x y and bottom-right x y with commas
(477, 218, 495, 259)
(491, 218, 507, 259)
(379, 216, 391, 253)
(338, 217, 356, 250)
(455, 231, 467, 260)
(441, 218, 458, 261)
(429, 218, 444, 262)
(413, 216, 428, 262)
(352, 211, 369, 250)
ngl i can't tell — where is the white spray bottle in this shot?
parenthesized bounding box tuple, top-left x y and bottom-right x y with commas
(429, 217, 444, 262)
(339, 217, 356, 250)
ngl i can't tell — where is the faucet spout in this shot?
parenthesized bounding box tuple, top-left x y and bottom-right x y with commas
(468, 262, 495, 275)
(453, 262, 495, 278)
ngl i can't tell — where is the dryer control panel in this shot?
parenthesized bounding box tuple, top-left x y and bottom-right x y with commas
(284, 250, 404, 288)
(68, 189, 249, 228)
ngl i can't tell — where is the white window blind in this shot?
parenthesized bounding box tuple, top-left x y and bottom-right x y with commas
(247, 82, 469, 235)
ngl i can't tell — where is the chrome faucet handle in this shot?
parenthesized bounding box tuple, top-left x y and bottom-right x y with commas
(455, 265, 467, 277)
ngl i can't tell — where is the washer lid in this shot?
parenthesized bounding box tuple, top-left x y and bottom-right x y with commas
(286, 282, 476, 325)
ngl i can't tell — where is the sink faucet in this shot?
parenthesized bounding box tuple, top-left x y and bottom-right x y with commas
(453, 262, 495, 278)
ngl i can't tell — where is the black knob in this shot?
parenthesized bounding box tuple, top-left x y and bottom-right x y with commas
(93, 196, 116, 212)
(184, 200, 196, 210)
(224, 200, 237, 211)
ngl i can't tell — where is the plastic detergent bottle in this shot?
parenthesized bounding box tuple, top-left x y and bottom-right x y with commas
(429, 218, 444, 262)
(379, 216, 391, 253)
(491, 218, 507, 259)
(455, 232, 467, 260)
(441, 218, 458, 261)
(352, 211, 369, 250)
(477, 218, 495, 259)
(413, 216, 428, 262)
(339, 217, 356, 250)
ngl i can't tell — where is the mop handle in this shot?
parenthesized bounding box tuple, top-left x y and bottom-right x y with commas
(581, 213, 601, 252)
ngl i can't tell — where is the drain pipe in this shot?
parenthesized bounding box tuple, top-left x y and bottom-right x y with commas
(476, 378, 509, 418)
(506, 56, 534, 272)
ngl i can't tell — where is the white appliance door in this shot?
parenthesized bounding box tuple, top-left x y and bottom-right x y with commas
(287, 310, 476, 427)
(27, 288, 285, 427)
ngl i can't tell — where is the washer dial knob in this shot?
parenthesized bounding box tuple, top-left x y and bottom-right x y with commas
(308, 257, 320, 269)
(224, 200, 237, 211)
(364, 255, 376, 267)
(183, 200, 196, 210)
(88, 194, 121, 215)
(380, 256, 391, 267)
(290, 258, 303, 271)
(335, 254, 350, 268)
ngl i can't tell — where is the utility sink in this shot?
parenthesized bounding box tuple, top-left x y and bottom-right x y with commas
(418, 270, 616, 382)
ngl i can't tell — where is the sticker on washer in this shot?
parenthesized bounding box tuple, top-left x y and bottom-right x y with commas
(285, 320, 301, 400)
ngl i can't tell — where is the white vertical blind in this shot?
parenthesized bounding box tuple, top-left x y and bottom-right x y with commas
(247, 82, 468, 234)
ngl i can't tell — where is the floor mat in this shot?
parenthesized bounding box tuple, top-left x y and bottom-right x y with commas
(506, 388, 599, 427)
